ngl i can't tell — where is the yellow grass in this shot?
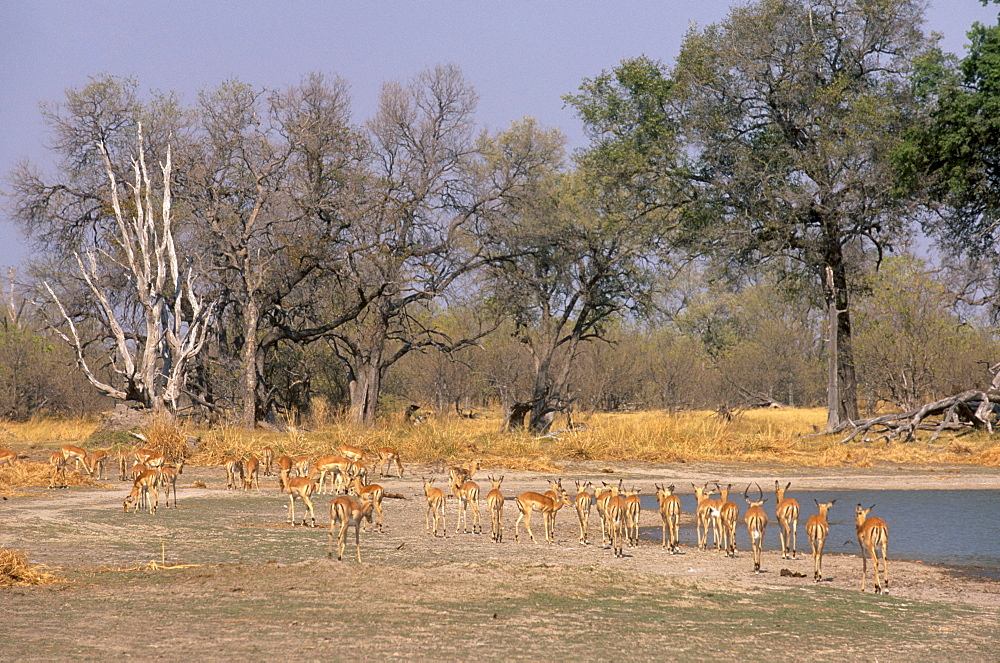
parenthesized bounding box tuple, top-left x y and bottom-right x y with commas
(0, 548, 62, 586)
(1, 416, 100, 446)
(6, 407, 1000, 471)
(0, 460, 108, 496)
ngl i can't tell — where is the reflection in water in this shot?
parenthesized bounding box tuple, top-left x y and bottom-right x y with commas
(638, 489, 1000, 573)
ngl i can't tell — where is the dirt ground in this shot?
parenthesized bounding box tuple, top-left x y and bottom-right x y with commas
(2, 457, 999, 660)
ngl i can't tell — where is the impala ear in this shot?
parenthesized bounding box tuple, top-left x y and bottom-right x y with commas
(814, 498, 821, 508)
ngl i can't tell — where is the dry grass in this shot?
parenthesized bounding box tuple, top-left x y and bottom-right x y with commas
(0, 548, 62, 586)
(6, 407, 1000, 471)
(0, 460, 108, 496)
(1, 415, 100, 444)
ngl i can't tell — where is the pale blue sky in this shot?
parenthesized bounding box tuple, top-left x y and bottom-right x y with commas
(2, 1, 997, 268)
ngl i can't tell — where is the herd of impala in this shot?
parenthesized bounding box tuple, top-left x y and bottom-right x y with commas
(0, 443, 890, 593)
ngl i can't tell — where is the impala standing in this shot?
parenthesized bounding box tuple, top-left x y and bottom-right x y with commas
(261, 446, 275, 476)
(348, 477, 385, 532)
(223, 457, 243, 490)
(327, 495, 372, 562)
(743, 484, 768, 573)
(452, 475, 482, 534)
(424, 478, 447, 537)
(623, 487, 642, 548)
(574, 481, 594, 545)
(514, 484, 572, 544)
(47, 450, 67, 489)
(486, 476, 505, 543)
(604, 492, 627, 557)
(717, 483, 740, 557)
(855, 504, 889, 594)
(692, 483, 717, 551)
(284, 475, 317, 527)
(775, 481, 800, 560)
(377, 446, 404, 478)
(243, 456, 260, 491)
(806, 500, 835, 582)
(655, 484, 681, 553)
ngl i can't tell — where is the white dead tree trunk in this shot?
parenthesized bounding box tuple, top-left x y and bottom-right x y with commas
(45, 124, 214, 413)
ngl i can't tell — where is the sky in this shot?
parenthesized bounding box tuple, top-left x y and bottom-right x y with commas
(2, 1, 998, 270)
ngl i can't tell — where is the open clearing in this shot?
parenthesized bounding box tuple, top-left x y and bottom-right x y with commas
(2, 460, 999, 660)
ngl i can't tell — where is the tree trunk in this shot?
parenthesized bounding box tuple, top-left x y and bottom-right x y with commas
(348, 360, 381, 427)
(240, 298, 261, 430)
(824, 260, 859, 429)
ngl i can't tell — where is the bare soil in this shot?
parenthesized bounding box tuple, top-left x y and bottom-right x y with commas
(2, 457, 999, 660)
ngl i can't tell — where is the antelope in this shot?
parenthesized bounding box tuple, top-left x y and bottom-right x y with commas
(717, 483, 740, 557)
(377, 446, 404, 477)
(292, 456, 311, 478)
(243, 456, 260, 491)
(514, 483, 572, 544)
(595, 480, 622, 547)
(692, 483, 718, 551)
(60, 445, 92, 475)
(743, 483, 768, 573)
(223, 457, 243, 490)
(338, 444, 365, 462)
(276, 455, 293, 492)
(124, 469, 159, 514)
(117, 451, 130, 481)
(348, 477, 384, 532)
(47, 450, 67, 489)
(261, 446, 274, 476)
(775, 481, 800, 560)
(327, 495, 372, 562)
(423, 477, 447, 537)
(624, 487, 642, 547)
(86, 449, 108, 479)
(447, 459, 480, 487)
(486, 476, 505, 543)
(141, 452, 167, 470)
(132, 448, 160, 465)
(574, 481, 594, 545)
(604, 492, 627, 557)
(284, 475, 317, 527)
(347, 459, 369, 486)
(452, 475, 482, 534)
(654, 484, 681, 553)
(806, 500, 836, 582)
(130, 462, 149, 482)
(313, 455, 353, 495)
(158, 464, 180, 508)
(0, 446, 17, 468)
(855, 504, 889, 594)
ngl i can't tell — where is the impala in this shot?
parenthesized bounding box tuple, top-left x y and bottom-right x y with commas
(313, 455, 353, 495)
(743, 483, 768, 573)
(276, 455, 293, 492)
(377, 446, 404, 477)
(130, 462, 150, 482)
(60, 445, 92, 475)
(117, 451, 130, 481)
(624, 487, 642, 547)
(124, 469, 159, 514)
(855, 504, 889, 594)
(604, 492, 627, 557)
(452, 475, 482, 534)
(595, 480, 622, 547)
(159, 464, 180, 508)
(224, 457, 243, 490)
(775, 481, 800, 560)
(0, 446, 16, 468)
(241, 456, 260, 491)
(654, 484, 681, 553)
(717, 483, 740, 557)
(132, 448, 160, 465)
(327, 495, 372, 561)
(514, 484, 572, 544)
(423, 477, 447, 537)
(447, 459, 480, 487)
(284, 475, 317, 527)
(692, 483, 718, 551)
(86, 449, 108, 480)
(47, 450, 67, 489)
(348, 477, 385, 532)
(338, 444, 365, 462)
(486, 476, 505, 543)
(292, 456, 311, 478)
(574, 481, 594, 545)
(261, 446, 275, 476)
(806, 499, 836, 582)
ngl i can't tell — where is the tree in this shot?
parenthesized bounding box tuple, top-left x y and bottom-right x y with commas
(568, 0, 935, 428)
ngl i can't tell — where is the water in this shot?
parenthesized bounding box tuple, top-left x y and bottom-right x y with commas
(639, 489, 1000, 575)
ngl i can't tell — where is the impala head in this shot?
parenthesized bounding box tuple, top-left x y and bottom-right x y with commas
(423, 477, 435, 495)
(813, 499, 836, 516)
(855, 503, 875, 525)
(714, 482, 732, 501)
(743, 482, 766, 507)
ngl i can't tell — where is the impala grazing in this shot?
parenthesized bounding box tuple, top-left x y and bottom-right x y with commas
(327, 495, 372, 562)
(47, 450, 67, 489)
(87, 449, 108, 479)
(855, 504, 889, 594)
(377, 446, 404, 477)
(574, 481, 594, 545)
(806, 500, 835, 582)
(124, 470, 159, 514)
(775, 481, 800, 560)
(486, 476, 505, 543)
(243, 456, 260, 491)
(743, 483, 768, 573)
(514, 483, 572, 544)
(423, 477, 447, 537)
(655, 484, 681, 553)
